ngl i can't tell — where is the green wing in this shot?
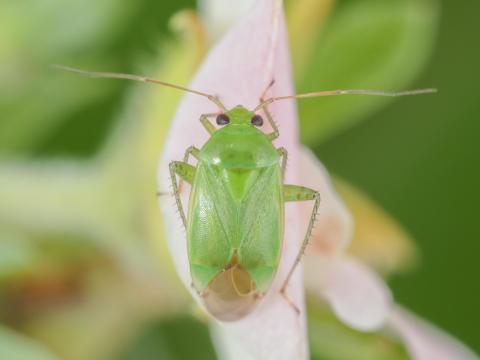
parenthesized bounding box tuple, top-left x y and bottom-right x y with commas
(188, 162, 283, 293)
(187, 163, 237, 291)
(238, 165, 283, 292)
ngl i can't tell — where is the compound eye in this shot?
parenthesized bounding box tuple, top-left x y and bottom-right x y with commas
(216, 114, 230, 125)
(251, 114, 264, 127)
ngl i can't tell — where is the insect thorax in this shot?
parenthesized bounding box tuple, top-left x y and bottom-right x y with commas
(199, 124, 278, 169)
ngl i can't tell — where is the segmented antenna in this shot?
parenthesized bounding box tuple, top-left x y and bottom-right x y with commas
(254, 88, 437, 111)
(52, 65, 227, 111)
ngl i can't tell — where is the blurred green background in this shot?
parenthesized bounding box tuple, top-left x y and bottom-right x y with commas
(0, 0, 478, 359)
(317, 0, 480, 354)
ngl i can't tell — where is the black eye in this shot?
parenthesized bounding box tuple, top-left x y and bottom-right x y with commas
(251, 114, 263, 126)
(216, 114, 230, 125)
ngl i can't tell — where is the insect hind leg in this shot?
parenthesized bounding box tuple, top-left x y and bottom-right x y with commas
(280, 185, 321, 315)
(280, 287, 301, 315)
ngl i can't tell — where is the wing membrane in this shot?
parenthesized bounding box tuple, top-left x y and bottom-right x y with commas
(188, 163, 236, 271)
(238, 165, 283, 270)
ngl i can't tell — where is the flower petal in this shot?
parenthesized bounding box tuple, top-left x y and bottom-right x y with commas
(158, 0, 308, 358)
(305, 255, 392, 332)
(298, 147, 353, 257)
(389, 305, 479, 360)
(199, 0, 256, 41)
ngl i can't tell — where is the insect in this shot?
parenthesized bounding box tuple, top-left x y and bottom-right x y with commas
(54, 65, 436, 321)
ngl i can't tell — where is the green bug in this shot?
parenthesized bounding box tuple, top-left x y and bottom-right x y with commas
(54, 65, 436, 321)
(169, 89, 320, 321)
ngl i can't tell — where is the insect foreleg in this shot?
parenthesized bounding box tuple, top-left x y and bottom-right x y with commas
(277, 147, 288, 179)
(262, 103, 280, 141)
(169, 161, 196, 229)
(280, 185, 321, 314)
(199, 113, 219, 135)
(259, 85, 280, 140)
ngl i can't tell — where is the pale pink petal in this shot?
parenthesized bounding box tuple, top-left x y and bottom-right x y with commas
(199, 0, 256, 40)
(298, 147, 353, 257)
(305, 254, 392, 331)
(389, 305, 479, 360)
(158, 0, 308, 358)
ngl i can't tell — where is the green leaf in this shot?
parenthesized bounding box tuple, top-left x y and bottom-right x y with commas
(308, 300, 410, 360)
(0, 0, 132, 155)
(0, 326, 59, 360)
(296, 0, 438, 145)
(0, 0, 195, 156)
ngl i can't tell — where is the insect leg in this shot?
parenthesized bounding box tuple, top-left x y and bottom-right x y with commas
(262, 104, 279, 141)
(169, 161, 196, 229)
(280, 185, 321, 314)
(199, 113, 219, 135)
(259, 81, 280, 141)
(277, 147, 288, 179)
(178, 146, 200, 193)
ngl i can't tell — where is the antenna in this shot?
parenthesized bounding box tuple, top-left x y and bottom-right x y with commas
(52, 65, 227, 111)
(254, 88, 437, 111)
